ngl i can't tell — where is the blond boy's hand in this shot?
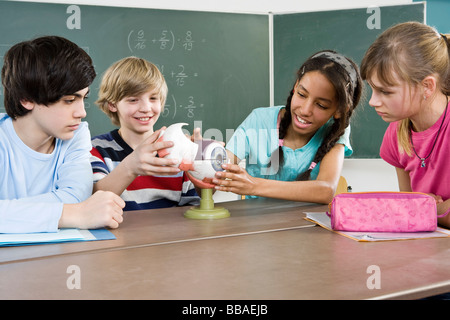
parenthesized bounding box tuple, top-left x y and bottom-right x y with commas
(124, 128, 182, 177)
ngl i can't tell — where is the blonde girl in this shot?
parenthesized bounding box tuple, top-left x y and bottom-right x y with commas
(360, 22, 450, 227)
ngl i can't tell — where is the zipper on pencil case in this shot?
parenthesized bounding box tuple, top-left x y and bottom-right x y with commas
(327, 191, 432, 212)
(332, 191, 431, 198)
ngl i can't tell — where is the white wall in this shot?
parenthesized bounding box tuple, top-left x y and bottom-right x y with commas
(342, 159, 399, 192)
(9, 0, 407, 201)
(11, 0, 413, 13)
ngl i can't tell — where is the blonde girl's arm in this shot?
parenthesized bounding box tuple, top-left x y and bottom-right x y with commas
(437, 199, 450, 228)
(395, 167, 450, 227)
(215, 144, 345, 204)
(395, 167, 413, 192)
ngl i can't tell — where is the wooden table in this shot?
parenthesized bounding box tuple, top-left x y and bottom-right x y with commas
(1, 198, 449, 300)
(0, 198, 316, 263)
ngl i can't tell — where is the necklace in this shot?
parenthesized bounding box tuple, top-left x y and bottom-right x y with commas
(409, 97, 448, 168)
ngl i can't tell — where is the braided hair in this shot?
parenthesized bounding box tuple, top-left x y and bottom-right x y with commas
(277, 50, 362, 180)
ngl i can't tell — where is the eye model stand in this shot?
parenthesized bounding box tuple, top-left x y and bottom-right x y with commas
(184, 188, 230, 220)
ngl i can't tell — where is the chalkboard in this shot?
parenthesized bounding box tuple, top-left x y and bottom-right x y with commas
(0, 1, 425, 158)
(415, 0, 450, 33)
(0, 1, 270, 142)
(273, 3, 425, 158)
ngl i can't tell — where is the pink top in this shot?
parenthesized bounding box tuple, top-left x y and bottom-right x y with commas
(380, 102, 450, 200)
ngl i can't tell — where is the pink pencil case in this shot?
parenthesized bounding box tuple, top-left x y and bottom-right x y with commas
(327, 192, 448, 233)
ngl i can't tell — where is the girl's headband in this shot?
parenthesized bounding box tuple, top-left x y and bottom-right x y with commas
(311, 52, 358, 90)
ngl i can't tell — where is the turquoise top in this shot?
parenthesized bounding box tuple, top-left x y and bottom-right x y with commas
(226, 106, 352, 197)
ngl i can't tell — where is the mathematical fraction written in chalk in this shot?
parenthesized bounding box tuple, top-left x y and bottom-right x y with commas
(162, 95, 204, 119)
(155, 64, 199, 87)
(127, 30, 205, 53)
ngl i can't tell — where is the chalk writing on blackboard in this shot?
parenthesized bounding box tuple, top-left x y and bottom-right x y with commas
(182, 31, 194, 51)
(155, 64, 199, 88)
(162, 95, 204, 119)
(127, 29, 146, 51)
(127, 29, 204, 53)
(156, 30, 175, 51)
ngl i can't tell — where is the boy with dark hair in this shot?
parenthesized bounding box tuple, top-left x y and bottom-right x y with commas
(0, 35, 124, 233)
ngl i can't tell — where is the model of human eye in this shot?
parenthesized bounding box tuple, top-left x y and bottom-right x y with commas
(189, 140, 227, 186)
(156, 122, 198, 166)
(157, 123, 227, 188)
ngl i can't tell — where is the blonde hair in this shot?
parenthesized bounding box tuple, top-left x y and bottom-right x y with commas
(360, 22, 450, 155)
(96, 56, 168, 126)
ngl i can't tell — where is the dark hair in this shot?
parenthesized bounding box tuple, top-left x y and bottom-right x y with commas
(277, 50, 362, 180)
(1, 35, 96, 119)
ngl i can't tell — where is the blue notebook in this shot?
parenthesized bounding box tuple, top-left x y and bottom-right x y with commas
(0, 228, 116, 246)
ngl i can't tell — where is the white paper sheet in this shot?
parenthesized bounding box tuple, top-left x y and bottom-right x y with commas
(304, 212, 450, 242)
(0, 228, 88, 246)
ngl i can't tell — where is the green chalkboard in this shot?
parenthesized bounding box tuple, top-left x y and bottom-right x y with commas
(0, 1, 425, 158)
(0, 1, 270, 142)
(273, 3, 425, 158)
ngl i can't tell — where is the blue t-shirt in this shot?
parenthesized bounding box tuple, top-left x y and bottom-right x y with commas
(226, 106, 352, 196)
(0, 114, 93, 233)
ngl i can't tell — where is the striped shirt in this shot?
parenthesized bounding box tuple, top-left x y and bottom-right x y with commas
(90, 129, 199, 211)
